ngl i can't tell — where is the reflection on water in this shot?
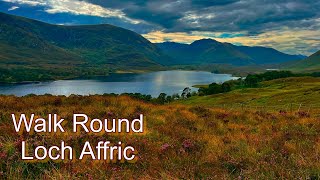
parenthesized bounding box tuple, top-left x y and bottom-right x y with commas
(0, 71, 237, 97)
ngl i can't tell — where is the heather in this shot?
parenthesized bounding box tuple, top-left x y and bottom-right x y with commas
(0, 93, 319, 179)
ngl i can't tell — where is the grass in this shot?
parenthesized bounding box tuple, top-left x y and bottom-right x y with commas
(180, 77, 320, 107)
(287, 50, 320, 72)
(0, 82, 320, 178)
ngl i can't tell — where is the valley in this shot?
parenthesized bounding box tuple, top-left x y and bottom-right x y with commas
(0, 12, 316, 83)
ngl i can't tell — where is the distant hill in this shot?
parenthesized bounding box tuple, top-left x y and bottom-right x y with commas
(288, 50, 320, 72)
(156, 39, 253, 65)
(156, 39, 305, 66)
(0, 12, 169, 82)
(235, 46, 306, 64)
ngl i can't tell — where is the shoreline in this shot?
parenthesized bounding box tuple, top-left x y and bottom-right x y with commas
(0, 69, 239, 85)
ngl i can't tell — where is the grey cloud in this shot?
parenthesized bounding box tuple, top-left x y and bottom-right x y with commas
(191, 0, 240, 7)
(86, 0, 320, 36)
(177, 0, 319, 33)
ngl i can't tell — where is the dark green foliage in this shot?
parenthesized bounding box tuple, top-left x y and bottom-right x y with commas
(208, 83, 222, 94)
(157, 93, 167, 104)
(244, 71, 295, 87)
(198, 71, 319, 96)
(104, 92, 178, 104)
(0, 67, 113, 83)
(311, 72, 320, 77)
(244, 74, 260, 87)
(181, 87, 192, 99)
(172, 93, 180, 99)
(166, 95, 173, 102)
(198, 82, 232, 95)
(120, 93, 152, 102)
(221, 82, 232, 92)
(0, 68, 54, 83)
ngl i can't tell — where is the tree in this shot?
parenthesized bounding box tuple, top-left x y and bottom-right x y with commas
(245, 74, 259, 87)
(198, 87, 207, 96)
(191, 91, 198, 96)
(166, 95, 173, 103)
(208, 83, 222, 94)
(172, 93, 180, 100)
(181, 87, 191, 99)
(221, 82, 231, 92)
(157, 93, 167, 104)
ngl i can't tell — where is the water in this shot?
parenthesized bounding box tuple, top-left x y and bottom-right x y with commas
(0, 71, 237, 97)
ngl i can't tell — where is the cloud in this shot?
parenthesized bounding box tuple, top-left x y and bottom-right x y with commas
(143, 29, 320, 55)
(8, 5, 19, 11)
(1, 0, 319, 54)
(86, 0, 320, 33)
(89, 0, 320, 54)
(172, 0, 320, 33)
(3, 0, 319, 33)
(191, 0, 239, 7)
(2, 0, 46, 6)
(1, 0, 141, 24)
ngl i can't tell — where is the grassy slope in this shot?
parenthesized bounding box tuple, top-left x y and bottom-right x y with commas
(180, 77, 320, 110)
(0, 94, 320, 179)
(0, 12, 168, 82)
(0, 12, 165, 68)
(288, 50, 320, 72)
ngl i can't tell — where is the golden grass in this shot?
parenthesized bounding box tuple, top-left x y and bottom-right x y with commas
(0, 94, 319, 179)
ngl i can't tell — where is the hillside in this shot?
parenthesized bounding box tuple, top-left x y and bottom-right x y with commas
(235, 46, 306, 64)
(0, 12, 168, 82)
(156, 39, 305, 66)
(0, 12, 310, 82)
(180, 77, 320, 110)
(1, 90, 320, 178)
(288, 50, 320, 72)
(156, 39, 253, 65)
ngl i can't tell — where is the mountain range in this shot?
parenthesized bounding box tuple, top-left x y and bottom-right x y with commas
(0, 12, 317, 82)
(156, 40, 306, 65)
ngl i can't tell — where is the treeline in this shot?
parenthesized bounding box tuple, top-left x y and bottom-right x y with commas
(199, 71, 320, 96)
(72, 92, 183, 105)
(244, 71, 320, 87)
(198, 82, 232, 96)
(120, 92, 182, 104)
(26, 92, 184, 105)
(107, 71, 320, 100)
(0, 67, 113, 83)
(244, 71, 295, 87)
(0, 68, 55, 83)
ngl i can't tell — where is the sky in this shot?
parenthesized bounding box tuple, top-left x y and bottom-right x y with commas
(0, 0, 319, 56)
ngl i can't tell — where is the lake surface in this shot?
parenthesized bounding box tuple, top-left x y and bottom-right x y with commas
(0, 71, 237, 97)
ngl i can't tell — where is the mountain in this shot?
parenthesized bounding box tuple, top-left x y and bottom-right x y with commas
(0, 12, 168, 82)
(0, 12, 309, 82)
(156, 39, 305, 66)
(288, 50, 320, 71)
(235, 46, 306, 64)
(156, 39, 253, 65)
